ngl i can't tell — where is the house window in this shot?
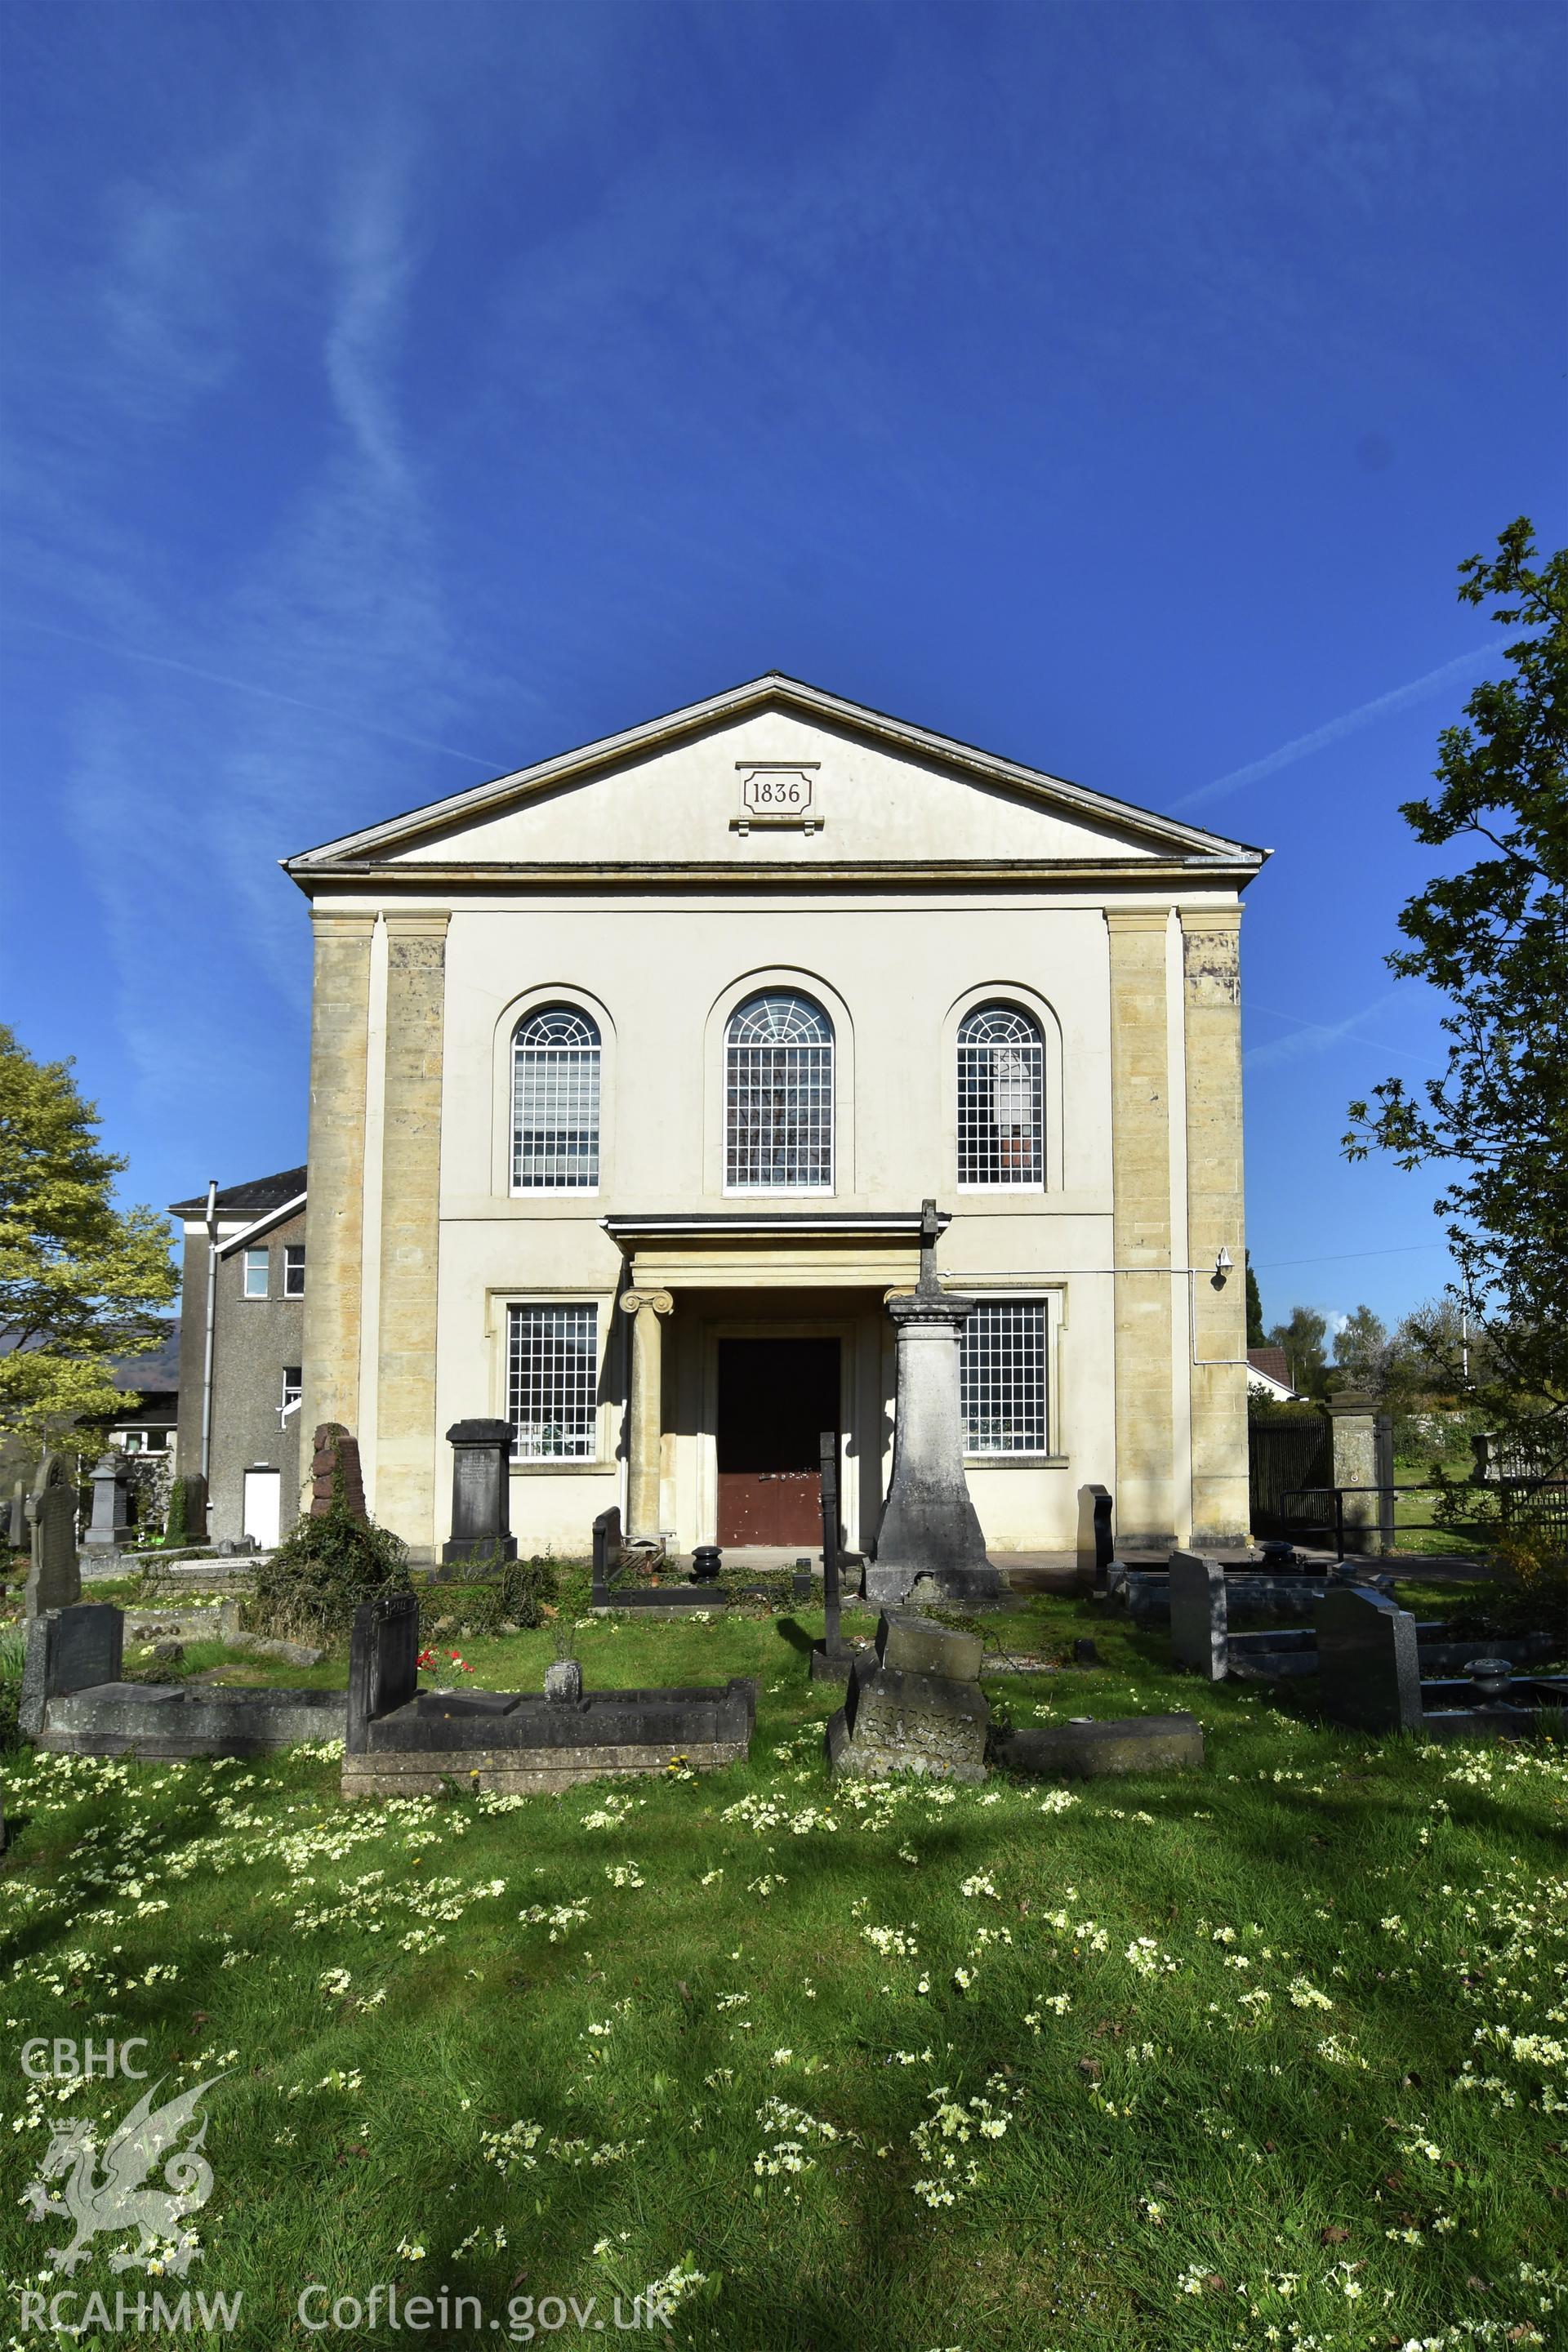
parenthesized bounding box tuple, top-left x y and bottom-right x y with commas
(512, 1008, 601, 1191)
(283, 1245, 306, 1297)
(724, 991, 834, 1192)
(507, 1303, 599, 1459)
(243, 1248, 270, 1298)
(961, 1300, 1048, 1455)
(281, 1366, 303, 1412)
(957, 1004, 1044, 1187)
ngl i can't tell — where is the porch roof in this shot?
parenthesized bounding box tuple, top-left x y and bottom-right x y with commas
(600, 1208, 948, 1293)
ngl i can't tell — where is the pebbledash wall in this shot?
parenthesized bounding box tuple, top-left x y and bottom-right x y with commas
(287, 677, 1265, 1564)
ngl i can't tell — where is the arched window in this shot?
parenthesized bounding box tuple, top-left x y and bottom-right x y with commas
(725, 991, 834, 1192)
(512, 1007, 601, 1191)
(957, 1004, 1043, 1187)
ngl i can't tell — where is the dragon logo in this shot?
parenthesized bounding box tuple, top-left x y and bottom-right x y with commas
(24, 2074, 225, 2275)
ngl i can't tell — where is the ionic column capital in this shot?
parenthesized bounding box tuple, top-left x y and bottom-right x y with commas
(621, 1289, 675, 1318)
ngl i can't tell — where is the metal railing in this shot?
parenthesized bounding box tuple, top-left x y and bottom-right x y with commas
(1279, 1482, 1493, 1565)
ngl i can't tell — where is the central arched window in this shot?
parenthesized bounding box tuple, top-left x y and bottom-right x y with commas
(957, 1003, 1043, 1187)
(512, 1006, 601, 1191)
(725, 991, 834, 1191)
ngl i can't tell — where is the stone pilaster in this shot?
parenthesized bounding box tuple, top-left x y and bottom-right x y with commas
(375, 912, 449, 1557)
(1182, 906, 1251, 1545)
(301, 911, 375, 1501)
(620, 1290, 673, 1540)
(1106, 908, 1177, 1548)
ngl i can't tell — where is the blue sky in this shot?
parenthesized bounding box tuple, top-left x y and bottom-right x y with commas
(2, 0, 1562, 1339)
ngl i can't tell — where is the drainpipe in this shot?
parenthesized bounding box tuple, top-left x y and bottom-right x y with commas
(199, 1179, 218, 1484)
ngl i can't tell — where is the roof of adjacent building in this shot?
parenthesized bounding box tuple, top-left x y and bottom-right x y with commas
(1247, 1346, 1292, 1385)
(168, 1167, 308, 1218)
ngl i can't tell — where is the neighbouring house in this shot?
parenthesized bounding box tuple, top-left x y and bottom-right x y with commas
(1246, 1346, 1298, 1403)
(168, 1168, 307, 1547)
(283, 675, 1267, 1564)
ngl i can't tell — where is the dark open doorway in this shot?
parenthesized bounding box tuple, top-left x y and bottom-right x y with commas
(716, 1338, 840, 1546)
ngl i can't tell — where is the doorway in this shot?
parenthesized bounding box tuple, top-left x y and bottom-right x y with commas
(243, 1466, 282, 1549)
(716, 1338, 840, 1545)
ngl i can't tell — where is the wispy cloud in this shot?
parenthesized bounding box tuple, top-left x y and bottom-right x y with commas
(1242, 990, 1431, 1073)
(1174, 646, 1490, 813)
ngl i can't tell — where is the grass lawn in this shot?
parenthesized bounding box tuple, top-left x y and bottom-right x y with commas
(2, 1588, 1565, 2352)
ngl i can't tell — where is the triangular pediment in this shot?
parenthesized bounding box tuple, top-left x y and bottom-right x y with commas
(285, 675, 1263, 878)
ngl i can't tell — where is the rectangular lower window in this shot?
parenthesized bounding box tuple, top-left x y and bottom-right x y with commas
(961, 1299, 1047, 1455)
(507, 1303, 599, 1460)
(282, 1366, 303, 1412)
(283, 1244, 306, 1297)
(243, 1248, 270, 1298)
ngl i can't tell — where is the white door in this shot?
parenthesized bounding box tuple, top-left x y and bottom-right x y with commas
(242, 1468, 281, 1548)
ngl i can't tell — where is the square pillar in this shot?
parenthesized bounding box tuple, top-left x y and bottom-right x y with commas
(1106, 909, 1178, 1548)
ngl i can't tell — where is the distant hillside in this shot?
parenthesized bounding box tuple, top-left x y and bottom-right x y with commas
(111, 1320, 180, 1394)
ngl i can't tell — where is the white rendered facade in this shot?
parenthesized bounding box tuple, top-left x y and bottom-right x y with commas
(287, 677, 1265, 1563)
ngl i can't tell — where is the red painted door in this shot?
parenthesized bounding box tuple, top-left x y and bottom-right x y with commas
(716, 1339, 840, 1547)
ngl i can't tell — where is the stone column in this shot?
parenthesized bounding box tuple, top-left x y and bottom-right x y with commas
(301, 911, 376, 1477)
(619, 1290, 673, 1540)
(1182, 906, 1250, 1545)
(1325, 1389, 1381, 1555)
(375, 911, 450, 1559)
(1106, 909, 1177, 1548)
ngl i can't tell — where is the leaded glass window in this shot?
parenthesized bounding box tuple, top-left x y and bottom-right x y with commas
(957, 1004, 1043, 1187)
(507, 1303, 599, 1459)
(724, 992, 834, 1192)
(961, 1299, 1048, 1455)
(512, 1007, 601, 1191)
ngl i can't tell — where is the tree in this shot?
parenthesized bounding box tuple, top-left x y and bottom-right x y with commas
(1245, 1250, 1265, 1348)
(1332, 1304, 1388, 1391)
(1267, 1304, 1330, 1398)
(1346, 519, 1567, 1491)
(0, 1026, 178, 1447)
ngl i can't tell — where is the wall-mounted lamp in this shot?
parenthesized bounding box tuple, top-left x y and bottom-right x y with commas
(1214, 1246, 1233, 1280)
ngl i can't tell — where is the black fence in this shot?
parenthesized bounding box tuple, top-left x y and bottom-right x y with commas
(1248, 1414, 1331, 1539)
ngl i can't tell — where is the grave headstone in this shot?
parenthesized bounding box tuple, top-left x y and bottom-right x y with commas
(1315, 1584, 1423, 1733)
(20, 1603, 123, 1736)
(865, 1201, 1000, 1604)
(442, 1419, 517, 1564)
(811, 1430, 856, 1682)
(6, 1478, 26, 1552)
(1169, 1550, 1228, 1682)
(826, 1606, 990, 1782)
(591, 1507, 624, 1607)
(80, 1453, 132, 1553)
(1076, 1485, 1114, 1594)
(25, 1454, 80, 1617)
(346, 1590, 421, 1753)
(310, 1423, 368, 1521)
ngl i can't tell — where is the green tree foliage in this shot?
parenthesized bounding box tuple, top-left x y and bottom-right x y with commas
(1346, 519, 1567, 1486)
(1267, 1304, 1330, 1398)
(1244, 1250, 1265, 1348)
(0, 1026, 177, 1446)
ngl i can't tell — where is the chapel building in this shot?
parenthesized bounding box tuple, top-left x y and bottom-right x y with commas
(285, 676, 1266, 1564)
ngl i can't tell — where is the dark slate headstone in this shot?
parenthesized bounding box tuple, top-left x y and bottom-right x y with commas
(20, 1604, 123, 1737)
(346, 1590, 421, 1753)
(591, 1506, 623, 1606)
(1169, 1551, 1228, 1682)
(1076, 1484, 1114, 1593)
(1315, 1584, 1423, 1733)
(442, 1419, 517, 1564)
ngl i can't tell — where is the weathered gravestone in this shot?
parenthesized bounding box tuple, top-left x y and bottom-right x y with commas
(992, 1711, 1204, 1780)
(1315, 1584, 1423, 1733)
(80, 1453, 133, 1552)
(865, 1202, 1001, 1605)
(1169, 1550, 1228, 1682)
(811, 1428, 857, 1683)
(25, 1455, 81, 1617)
(442, 1419, 518, 1564)
(591, 1506, 623, 1607)
(826, 1607, 990, 1782)
(310, 1423, 368, 1521)
(6, 1478, 26, 1552)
